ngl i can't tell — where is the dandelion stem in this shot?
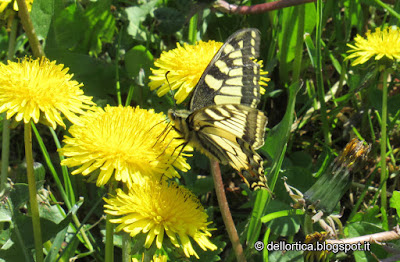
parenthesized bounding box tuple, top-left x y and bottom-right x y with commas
(105, 183, 116, 262)
(105, 214, 114, 262)
(16, 0, 44, 58)
(380, 68, 389, 212)
(122, 184, 131, 262)
(24, 122, 43, 262)
(0, 17, 17, 195)
(210, 159, 246, 262)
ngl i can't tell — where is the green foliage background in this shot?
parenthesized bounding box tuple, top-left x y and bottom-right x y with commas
(0, 0, 400, 261)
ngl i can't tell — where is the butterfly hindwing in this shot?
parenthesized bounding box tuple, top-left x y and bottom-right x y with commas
(186, 104, 268, 189)
(190, 29, 262, 111)
(189, 104, 267, 149)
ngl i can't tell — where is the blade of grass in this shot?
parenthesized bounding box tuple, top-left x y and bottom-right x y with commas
(48, 128, 75, 206)
(31, 123, 70, 208)
(32, 124, 93, 251)
(316, 0, 331, 145)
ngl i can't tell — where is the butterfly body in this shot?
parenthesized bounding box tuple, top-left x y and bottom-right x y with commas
(169, 28, 269, 190)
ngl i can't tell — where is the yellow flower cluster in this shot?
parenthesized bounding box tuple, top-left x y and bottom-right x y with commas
(1, 55, 216, 258)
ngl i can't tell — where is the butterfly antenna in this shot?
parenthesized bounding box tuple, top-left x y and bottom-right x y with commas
(152, 121, 173, 148)
(165, 71, 177, 109)
(156, 135, 185, 160)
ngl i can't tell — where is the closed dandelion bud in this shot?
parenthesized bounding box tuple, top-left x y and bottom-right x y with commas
(303, 139, 370, 216)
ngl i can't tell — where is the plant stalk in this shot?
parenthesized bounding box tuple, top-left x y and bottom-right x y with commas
(0, 17, 18, 195)
(315, 0, 331, 145)
(16, 0, 44, 58)
(105, 183, 116, 262)
(210, 159, 246, 262)
(25, 122, 43, 262)
(380, 69, 389, 211)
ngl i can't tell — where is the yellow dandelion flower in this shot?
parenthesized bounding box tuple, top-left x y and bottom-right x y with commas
(149, 40, 270, 104)
(346, 26, 400, 66)
(132, 254, 168, 262)
(104, 177, 217, 259)
(0, 57, 95, 129)
(303, 232, 331, 262)
(0, 0, 34, 13)
(60, 105, 192, 187)
(13, 0, 33, 11)
(0, 0, 11, 13)
(149, 40, 222, 104)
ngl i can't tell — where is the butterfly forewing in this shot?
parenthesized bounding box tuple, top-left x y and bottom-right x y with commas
(190, 29, 262, 111)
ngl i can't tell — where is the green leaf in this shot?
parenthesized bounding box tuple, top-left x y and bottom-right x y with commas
(262, 200, 301, 236)
(346, 221, 387, 261)
(81, 1, 116, 56)
(262, 81, 302, 161)
(288, 151, 313, 169)
(247, 82, 301, 245)
(50, 4, 86, 50)
(44, 227, 68, 262)
(390, 191, 400, 217)
(125, 0, 159, 41)
(30, 0, 57, 39)
(268, 250, 303, 262)
(15, 162, 45, 183)
(46, 48, 115, 98)
(0, 204, 12, 223)
(154, 7, 185, 35)
(125, 45, 153, 79)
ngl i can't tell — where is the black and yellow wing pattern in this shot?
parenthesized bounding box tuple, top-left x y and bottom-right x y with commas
(169, 28, 269, 190)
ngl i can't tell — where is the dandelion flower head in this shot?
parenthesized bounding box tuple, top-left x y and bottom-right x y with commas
(132, 254, 167, 262)
(0, 57, 95, 129)
(104, 177, 217, 258)
(0, 0, 34, 13)
(149, 40, 222, 104)
(149, 40, 269, 104)
(346, 26, 400, 66)
(60, 105, 192, 187)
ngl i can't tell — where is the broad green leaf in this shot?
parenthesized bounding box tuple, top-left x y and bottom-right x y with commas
(30, 0, 58, 39)
(348, 205, 381, 225)
(125, 0, 159, 41)
(390, 191, 400, 217)
(346, 221, 387, 261)
(125, 45, 153, 79)
(82, 1, 116, 56)
(154, 7, 185, 35)
(15, 162, 45, 183)
(50, 4, 86, 50)
(46, 49, 115, 98)
(0, 205, 11, 223)
(268, 250, 303, 262)
(262, 81, 302, 161)
(262, 200, 301, 236)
